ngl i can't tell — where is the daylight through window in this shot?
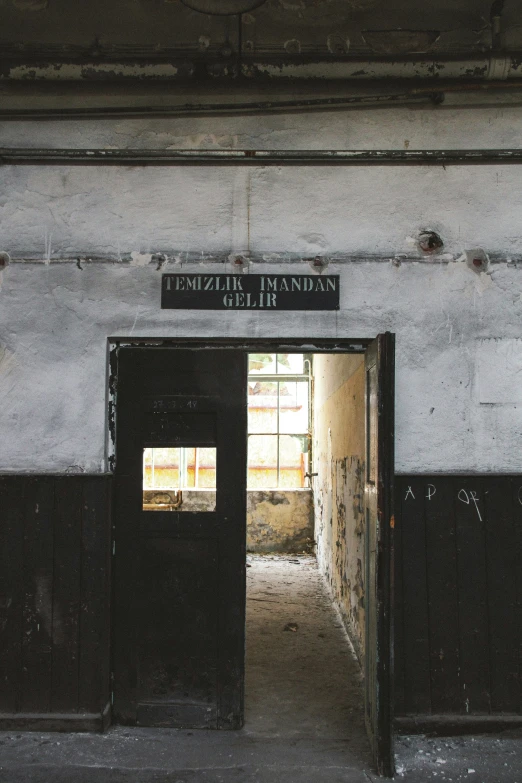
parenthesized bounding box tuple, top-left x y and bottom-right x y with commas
(248, 353, 310, 488)
(143, 446, 217, 490)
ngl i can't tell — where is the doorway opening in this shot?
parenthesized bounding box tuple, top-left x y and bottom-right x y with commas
(244, 352, 368, 736)
(111, 336, 394, 776)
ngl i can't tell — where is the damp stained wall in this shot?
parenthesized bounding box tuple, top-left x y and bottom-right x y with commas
(313, 354, 366, 660)
(0, 104, 522, 474)
(139, 487, 314, 551)
(247, 490, 313, 553)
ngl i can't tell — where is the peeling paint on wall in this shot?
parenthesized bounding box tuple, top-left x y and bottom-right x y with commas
(247, 489, 314, 553)
(313, 354, 366, 661)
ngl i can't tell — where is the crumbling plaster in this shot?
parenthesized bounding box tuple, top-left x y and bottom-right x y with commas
(313, 354, 366, 660)
(0, 104, 521, 473)
(247, 490, 314, 553)
(2, 105, 522, 260)
(1, 161, 522, 259)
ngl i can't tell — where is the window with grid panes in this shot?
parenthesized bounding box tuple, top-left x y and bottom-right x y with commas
(247, 353, 310, 488)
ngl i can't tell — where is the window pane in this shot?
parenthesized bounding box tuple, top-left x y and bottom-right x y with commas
(143, 447, 217, 511)
(184, 447, 196, 489)
(150, 447, 180, 489)
(143, 448, 154, 488)
(248, 353, 277, 374)
(279, 381, 308, 434)
(248, 435, 278, 488)
(198, 447, 217, 488)
(248, 380, 278, 433)
(279, 435, 308, 488)
(277, 354, 304, 374)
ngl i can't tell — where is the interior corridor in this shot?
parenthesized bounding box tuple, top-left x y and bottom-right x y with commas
(245, 553, 370, 752)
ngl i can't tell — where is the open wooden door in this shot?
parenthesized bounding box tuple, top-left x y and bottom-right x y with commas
(364, 333, 395, 777)
(112, 347, 247, 729)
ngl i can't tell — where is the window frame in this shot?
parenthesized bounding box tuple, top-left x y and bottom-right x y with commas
(143, 446, 217, 491)
(247, 354, 312, 489)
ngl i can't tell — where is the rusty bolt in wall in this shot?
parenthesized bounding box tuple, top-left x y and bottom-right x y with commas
(228, 252, 250, 270)
(465, 247, 490, 274)
(308, 256, 329, 273)
(417, 230, 444, 254)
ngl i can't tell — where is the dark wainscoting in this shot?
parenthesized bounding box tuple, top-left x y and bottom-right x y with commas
(395, 475, 522, 732)
(1, 471, 520, 734)
(0, 475, 112, 731)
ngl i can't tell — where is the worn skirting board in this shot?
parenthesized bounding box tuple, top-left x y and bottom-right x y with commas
(395, 714, 522, 736)
(0, 702, 111, 733)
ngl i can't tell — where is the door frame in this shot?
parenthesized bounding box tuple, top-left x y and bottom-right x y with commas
(106, 335, 394, 767)
(364, 334, 396, 777)
(106, 337, 372, 473)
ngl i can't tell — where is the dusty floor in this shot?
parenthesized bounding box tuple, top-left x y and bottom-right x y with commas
(0, 555, 521, 782)
(244, 554, 369, 746)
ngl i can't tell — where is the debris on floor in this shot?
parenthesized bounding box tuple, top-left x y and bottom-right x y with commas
(0, 555, 520, 782)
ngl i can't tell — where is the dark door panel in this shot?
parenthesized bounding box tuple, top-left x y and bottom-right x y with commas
(113, 348, 247, 729)
(143, 412, 217, 445)
(137, 538, 219, 723)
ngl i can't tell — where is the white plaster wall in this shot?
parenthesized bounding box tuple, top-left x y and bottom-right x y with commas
(0, 259, 521, 473)
(1, 103, 521, 151)
(3, 163, 522, 259)
(0, 103, 521, 473)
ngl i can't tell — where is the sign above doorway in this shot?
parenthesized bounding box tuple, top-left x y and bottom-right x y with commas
(161, 274, 340, 311)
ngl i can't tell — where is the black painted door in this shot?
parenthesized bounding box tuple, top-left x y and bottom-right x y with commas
(364, 333, 395, 776)
(112, 348, 247, 728)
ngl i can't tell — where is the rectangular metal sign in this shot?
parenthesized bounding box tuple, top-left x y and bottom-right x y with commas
(161, 274, 339, 310)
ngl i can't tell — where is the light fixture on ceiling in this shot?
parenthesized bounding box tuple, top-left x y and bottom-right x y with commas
(180, 0, 267, 14)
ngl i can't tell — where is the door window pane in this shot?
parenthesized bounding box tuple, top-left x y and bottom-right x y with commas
(143, 447, 217, 511)
(143, 448, 154, 488)
(198, 447, 217, 488)
(146, 447, 180, 489)
(183, 447, 197, 489)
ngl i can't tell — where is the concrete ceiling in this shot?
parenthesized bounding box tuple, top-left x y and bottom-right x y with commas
(0, 0, 520, 67)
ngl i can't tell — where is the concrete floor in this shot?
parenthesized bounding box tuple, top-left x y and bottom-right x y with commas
(244, 554, 369, 745)
(0, 555, 521, 782)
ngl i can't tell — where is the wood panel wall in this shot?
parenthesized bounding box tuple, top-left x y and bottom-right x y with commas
(395, 475, 522, 721)
(0, 475, 112, 730)
(1, 471, 520, 731)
